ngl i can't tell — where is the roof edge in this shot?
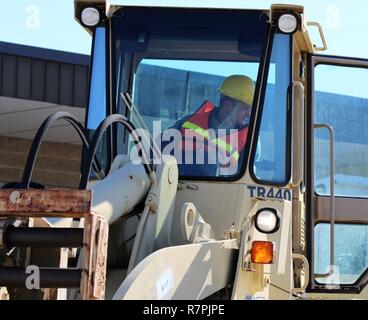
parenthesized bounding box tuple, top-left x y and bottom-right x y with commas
(0, 41, 90, 66)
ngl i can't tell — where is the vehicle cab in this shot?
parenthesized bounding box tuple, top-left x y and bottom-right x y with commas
(75, 1, 368, 299)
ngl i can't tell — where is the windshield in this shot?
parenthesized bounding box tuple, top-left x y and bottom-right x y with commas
(112, 8, 269, 179)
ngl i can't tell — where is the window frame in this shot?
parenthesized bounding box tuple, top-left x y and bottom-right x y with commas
(110, 8, 276, 182)
(314, 221, 368, 288)
(83, 24, 113, 177)
(249, 30, 293, 187)
(307, 53, 368, 294)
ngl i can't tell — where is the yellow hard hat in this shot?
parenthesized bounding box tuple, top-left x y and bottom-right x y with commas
(219, 75, 255, 106)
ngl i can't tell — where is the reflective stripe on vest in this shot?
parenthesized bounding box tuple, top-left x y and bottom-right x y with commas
(182, 120, 240, 161)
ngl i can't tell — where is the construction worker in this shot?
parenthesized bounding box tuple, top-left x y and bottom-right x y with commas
(161, 74, 255, 177)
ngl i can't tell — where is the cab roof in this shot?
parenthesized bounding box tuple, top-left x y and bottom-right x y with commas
(74, 1, 322, 53)
(75, 1, 303, 18)
(79, 0, 275, 11)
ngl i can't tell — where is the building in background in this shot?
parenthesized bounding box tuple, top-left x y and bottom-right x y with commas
(0, 41, 90, 188)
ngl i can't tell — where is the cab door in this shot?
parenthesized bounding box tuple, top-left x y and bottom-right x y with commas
(307, 54, 368, 297)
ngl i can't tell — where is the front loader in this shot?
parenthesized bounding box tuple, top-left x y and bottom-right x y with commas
(1, 1, 368, 300)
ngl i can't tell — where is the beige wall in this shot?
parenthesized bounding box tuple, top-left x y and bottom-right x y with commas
(0, 136, 82, 189)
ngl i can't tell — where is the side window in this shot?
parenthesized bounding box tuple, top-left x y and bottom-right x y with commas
(315, 223, 368, 284)
(252, 33, 291, 184)
(85, 27, 109, 174)
(314, 64, 368, 198)
(87, 27, 107, 130)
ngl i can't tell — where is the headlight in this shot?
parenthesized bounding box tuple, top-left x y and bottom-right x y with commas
(254, 209, 280, 234)
(277, 13, 298, 34)
(81, 7, 101, 27)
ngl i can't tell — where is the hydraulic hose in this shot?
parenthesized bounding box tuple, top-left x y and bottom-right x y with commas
(79, 114, 153, 190)
(20, 111, 104, 189)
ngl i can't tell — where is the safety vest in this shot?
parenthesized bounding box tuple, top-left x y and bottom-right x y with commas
(179, 100, 248, 170)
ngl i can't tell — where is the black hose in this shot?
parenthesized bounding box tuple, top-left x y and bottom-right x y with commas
(20, 111, 104, 189)
(5, 227, 84, 248)
(0, 267, 82, 288)
(79, 114, 153, 190)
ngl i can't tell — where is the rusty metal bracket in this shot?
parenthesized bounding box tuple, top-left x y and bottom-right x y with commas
(81, 212, 108, 300)
(0, 189, 108, 300)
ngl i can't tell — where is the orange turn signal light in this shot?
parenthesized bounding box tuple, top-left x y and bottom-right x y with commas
(251, 241, 274, 264)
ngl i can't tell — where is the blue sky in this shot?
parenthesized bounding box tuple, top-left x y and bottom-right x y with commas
(0, 0, 91, 54)
(0, 0, 367, 97)
(1, 0, 367, 58)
